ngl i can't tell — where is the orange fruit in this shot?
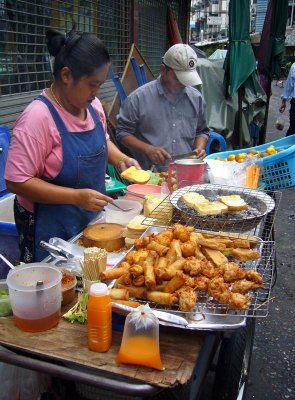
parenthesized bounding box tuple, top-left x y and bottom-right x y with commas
(227, 154, 236, 161)
(215, 156, 222, 160)
(266, 146, 276, 155)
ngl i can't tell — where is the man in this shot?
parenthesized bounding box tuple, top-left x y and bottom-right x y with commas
(115, 44, 210, 171)
(279, 62, 295, 136)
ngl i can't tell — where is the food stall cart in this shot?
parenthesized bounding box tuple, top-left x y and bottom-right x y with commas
(0, 179, 281, 400)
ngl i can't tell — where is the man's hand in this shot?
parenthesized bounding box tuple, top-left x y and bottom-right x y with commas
(146, 144, 171, 164)
(193, 147, 207, 160)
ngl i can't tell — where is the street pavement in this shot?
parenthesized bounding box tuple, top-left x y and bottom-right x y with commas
(245, 82, 295, 400)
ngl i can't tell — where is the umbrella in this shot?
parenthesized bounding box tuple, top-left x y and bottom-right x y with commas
(257, 0, 288, 144)
(223, 0, 260, 148)
(223, 0, 258, 98)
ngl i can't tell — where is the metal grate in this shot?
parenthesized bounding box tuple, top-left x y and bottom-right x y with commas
(142, 184, 281, 241)
(0, 0, 131, 96)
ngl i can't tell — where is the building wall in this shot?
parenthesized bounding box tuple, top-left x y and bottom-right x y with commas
(0, 0, 189, 130)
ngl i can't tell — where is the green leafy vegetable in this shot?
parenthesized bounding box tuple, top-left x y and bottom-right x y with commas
(62, 292, 89, 324)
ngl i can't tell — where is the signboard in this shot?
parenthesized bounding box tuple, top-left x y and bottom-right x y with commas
(207, 16, 222, 26)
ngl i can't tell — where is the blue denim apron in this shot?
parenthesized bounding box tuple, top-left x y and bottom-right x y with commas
(34, 95, 107, 261)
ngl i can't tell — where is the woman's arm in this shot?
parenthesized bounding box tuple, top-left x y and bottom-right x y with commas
(6, 178, 113, 212)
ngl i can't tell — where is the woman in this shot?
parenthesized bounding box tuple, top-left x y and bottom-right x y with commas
(5, 27, 139, 262)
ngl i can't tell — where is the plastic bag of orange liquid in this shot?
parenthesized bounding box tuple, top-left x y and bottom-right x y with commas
(116, 304, 164, 370)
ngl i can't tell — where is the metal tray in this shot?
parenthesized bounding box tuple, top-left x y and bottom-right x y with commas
(108, 226, 275, 331)
(168, 184, 276, 232)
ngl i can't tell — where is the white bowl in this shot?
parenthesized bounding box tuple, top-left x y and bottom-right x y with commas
(105, 199, 143, 226)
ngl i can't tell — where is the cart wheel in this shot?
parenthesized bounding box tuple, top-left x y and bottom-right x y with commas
(212, 318, 255, 400)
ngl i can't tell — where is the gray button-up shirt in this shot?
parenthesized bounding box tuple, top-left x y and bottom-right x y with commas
(116, 76, 210, 171)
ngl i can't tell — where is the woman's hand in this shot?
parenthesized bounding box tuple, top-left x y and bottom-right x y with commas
(74, 189, 113, 212)
(118, 157, 141, 171)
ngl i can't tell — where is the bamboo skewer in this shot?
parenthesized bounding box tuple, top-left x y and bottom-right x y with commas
(82, 247, 107, 281)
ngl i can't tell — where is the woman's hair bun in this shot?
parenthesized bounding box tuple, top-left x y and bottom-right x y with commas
(46, 29, 66, 57)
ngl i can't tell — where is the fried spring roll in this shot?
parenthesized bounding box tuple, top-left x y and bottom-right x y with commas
(112, 300, 140, 308)
(116, 284, 146, 299)
(163, 272, 186, 293)
(170, 239, 182, 258)
(109, 288, 129, 300)
(143, 251, 157, 291)
(129, 264, 144, 276)
(146, 291, 178, 305)
(165, 258, 186, 279)
(100, 266, 129, 281)
(146, 240, 169, 256)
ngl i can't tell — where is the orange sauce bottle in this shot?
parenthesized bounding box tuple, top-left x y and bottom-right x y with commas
(87, 282, 112, 352)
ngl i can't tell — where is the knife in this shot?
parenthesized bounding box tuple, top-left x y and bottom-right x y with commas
(171, 151, 198, 161)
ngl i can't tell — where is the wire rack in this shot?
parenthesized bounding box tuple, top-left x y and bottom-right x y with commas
(142, 184, 281, 241)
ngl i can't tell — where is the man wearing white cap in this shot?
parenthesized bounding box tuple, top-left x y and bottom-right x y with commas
(116, 44, 209, 172)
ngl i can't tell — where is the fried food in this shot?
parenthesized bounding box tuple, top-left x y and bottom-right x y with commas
(173, 224, 191, 242)
(228, 292, 251, 310)
(200, 260, 216, 278)
(183, 258, 202, 276)
(181, 240, 197, 257)
(245, 270, 263, 285)
(177, 286, 197, 312)
(146, 240, 169, 256)
(207, 277, 231, 304)
(146, 291, 178, 305)
(231, 248, 261, 261)
(222, 262, 246, 283)
(231, 279, 262, 294)
(201, 247, 228, 267)
(109, 288, 129, 300)
(163, 272, 186, 293)
(194, 275, 210, 291)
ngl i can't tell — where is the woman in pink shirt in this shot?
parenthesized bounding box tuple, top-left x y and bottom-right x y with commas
(5, 26, 139, 262)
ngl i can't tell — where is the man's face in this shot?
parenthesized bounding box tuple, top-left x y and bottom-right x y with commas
(160, 64, 185, 95)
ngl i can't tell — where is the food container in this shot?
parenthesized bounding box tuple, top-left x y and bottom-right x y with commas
(105, 199, 143, 226)
(61, 270, 77, 305)
(0, 280, 12, 317)
(6, 263, 62, 332)
(125, 184, 162, 203)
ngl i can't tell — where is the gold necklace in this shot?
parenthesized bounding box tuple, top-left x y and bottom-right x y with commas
(50, 83, 64, 108)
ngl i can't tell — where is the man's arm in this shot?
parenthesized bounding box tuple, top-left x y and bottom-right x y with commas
(193, 135, 208, 159)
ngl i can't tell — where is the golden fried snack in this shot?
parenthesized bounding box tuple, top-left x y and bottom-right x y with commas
(146, 240, 169, 256)
(231, 279, 262, 294)
(177, 287, 197, 312)
(231, 248, 261, 261)
(183, 258, 202, 276)
(181, 240, 197, 257)
(129, 264, 144, 276)
(228, 292, 251, 310)
(245, 270, 263, 285)
(121, 272, 132, 285)
(183, 274, 196, 287)
(214, 231, 258, 248)
(163, 271, 186, 293)
(200, 260, 216, 278)
(132, 275, 145, 287)
(201, 247, 228, 267)
(222, 262, 246, 283)
(112, 299, 140, 308)
(197, 237, 226, 251)
(154, 231, 173, 247)
(220, 247, 234, 257)
(194, 275, 210, 291)
(146, 291, 178, 305)
(154, 257, 169, 283)
(207, 277, 231, 304)
(170, 239, 183, 258)
(165, 258, 186, 279)
(116, 284, 146, 299)
(143, 251, 158, 291)
(109, 288, 129, 300)
(173, 224, 191, 242)
(100, 265, 130, 281)
(232, 239, 251, 249)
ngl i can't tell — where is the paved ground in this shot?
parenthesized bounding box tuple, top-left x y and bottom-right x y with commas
(244, 83, 295, 400)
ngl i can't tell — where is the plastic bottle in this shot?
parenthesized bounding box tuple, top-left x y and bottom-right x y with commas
(87, 282, 112, 352)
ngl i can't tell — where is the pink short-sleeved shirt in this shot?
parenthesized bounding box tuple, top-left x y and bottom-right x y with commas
(4, 89, 109, 213)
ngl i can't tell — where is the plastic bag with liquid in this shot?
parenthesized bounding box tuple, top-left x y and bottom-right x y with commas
(116, 304, 164, 370)
(275, 116, 285, 131)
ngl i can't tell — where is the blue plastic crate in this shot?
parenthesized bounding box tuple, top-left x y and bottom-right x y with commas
(205, 134, 295, 191)
(0, 222, 19, 279)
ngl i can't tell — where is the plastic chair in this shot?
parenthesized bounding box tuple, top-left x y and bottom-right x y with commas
(206, 131, 227, 155)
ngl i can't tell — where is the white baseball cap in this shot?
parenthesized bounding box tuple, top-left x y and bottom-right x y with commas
(163, 44, 202, 86)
